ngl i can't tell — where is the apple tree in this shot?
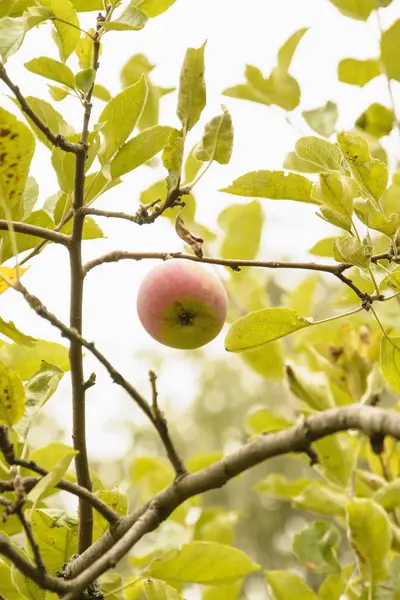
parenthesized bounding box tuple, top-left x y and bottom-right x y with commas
(1, 0, 400, 599)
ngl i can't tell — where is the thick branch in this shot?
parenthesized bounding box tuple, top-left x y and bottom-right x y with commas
(0, 63, 80, 154)
(0, 221, 70, 245)
(0, 534, 69, 594)
(65, 405, 400, 594)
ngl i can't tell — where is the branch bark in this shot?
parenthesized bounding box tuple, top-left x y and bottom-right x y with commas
(0, 63, 80, 154)
(0, 221, 70, 245)
(64, 405, 400, 595)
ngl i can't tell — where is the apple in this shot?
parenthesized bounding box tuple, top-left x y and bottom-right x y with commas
(137, 260, 228, 349)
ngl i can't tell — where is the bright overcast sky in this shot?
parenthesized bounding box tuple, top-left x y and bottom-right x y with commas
(1, 0, 400, 461)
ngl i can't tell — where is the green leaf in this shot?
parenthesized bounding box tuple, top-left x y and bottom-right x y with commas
(110, 125, 173, 178)
(31, 508, 78, 574)
(130, 0, 177, 17)
(355, 103, 394, 138)
(103, 3, 148, 31)
(93, 488, 128, 540)
(11, 564, 45, 600)
(245, 409, 292, 435)
(0, 317, 36, 346)
(381, 19, 400, 81)
(120, 53, 154, 85)
(75, 27, 94, 69)
(22, 175, 39, 219)
(28, 448, 78, 506)
(374, 479, 400, 511)
(0, 361, 25, 425)
(314, 433, 356, 487)
(0, 107, 35, 218)
(254, 474, 314, 499)
(327, 0, 375, 20)
(177, 42, 206, 132)
(337, 132, 388, 201)
(293, 483, 347, 516)
(338, 58, 381, 87)
(92, 83, 111, 102)
(380, 336, 400, 394)
(147, 542, 260, 584)
(277, 27, 308, 71)
(283, 151, 323, 174)
(0, 340, 69, 381)
(241, 65, 301, 111)
(241, 343, 284, 380)
(194, 105, 233, 164)
(0, 560, 25, 600)
(295, 137, 343, 171)
(41, 0, 80, 61)
(218, 200, 263, 260)
(287, 275, 318, 316)
(96, 76, 148, 164)
(75, 68, 95, 93)
(0, 16, 25, 62)
(293, 521, 341, 574)
(24, 56, 75, 88)
(17, 96, 75, 149)
(311, 171, 357, 218)
(61, 215, 104, 239)
(317, 206, 352, 233)
(131, 456, 174, 499)
(193, 507, 238, 547)
(346, 498, 392, 584)
(222, 82, 272, 106)
(308, 237, 338, 258)
(162, 128, 184, 192)
(202, 582, 242, 600)
(265, 570, 317, 600)
(51, 146, 75, 192)
(220, 170, 314, 203)
(302, 101, 338, 138)
(0, 210, 55, 262)
(225, 308, 312, 353)
(15, 362, 64, 439)
(332, 235, 372, 269)
(354, 197, 400, 237)
(319, 565, 355, 600)
(142, 579, 185, 599)
(286, 364, 334, 411)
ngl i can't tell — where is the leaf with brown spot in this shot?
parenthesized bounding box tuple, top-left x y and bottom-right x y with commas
(0, 360, 25, 426)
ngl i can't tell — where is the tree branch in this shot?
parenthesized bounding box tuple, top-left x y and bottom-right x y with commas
(0, 534, 69, 594)
(16, 504, 46, 576)
(68, 11, 105, 555)
(0, 63, 81, 154)
(80, 207, 140, 224)
(0, 221, 70, 246)
(65, 405, 400, 593)
(148, 370, 187, 478)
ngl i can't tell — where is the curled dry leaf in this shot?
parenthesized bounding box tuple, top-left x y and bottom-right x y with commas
(175, 213, 204, 258)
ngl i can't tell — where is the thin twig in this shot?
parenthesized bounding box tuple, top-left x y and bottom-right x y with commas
(80, 206, 141, 223)
(16, 505, 46, 575)
(149, 370, 187, 477)
(0, 63, 80, 154)
(0, 221, 70, 246)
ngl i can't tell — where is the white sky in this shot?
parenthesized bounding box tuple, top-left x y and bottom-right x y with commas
(1, 0, 400, 461)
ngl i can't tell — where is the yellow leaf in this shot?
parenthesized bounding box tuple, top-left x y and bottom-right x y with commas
(0, 266, 27, 295)
(0, 360, 25, 426)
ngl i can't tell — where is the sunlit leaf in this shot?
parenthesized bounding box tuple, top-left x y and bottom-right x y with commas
(245, 409, 292, 435)
(355, 103, 394, 138)
(318, 565, 355, 600)
(277, 28, 308, 72)
(381, 19, 400, 81)
(311, 171, 357, 217)
(265, 570, 317, 600)
(254, 474, 314, 499)
(337, 132, 388, 201)
(25, 56, 75, 88)
(0, 339, 69, 381)
(0, 16, 25, 62)
(381, 335, 400, 394)
(302, 101, 338, 138)
(130, 0, 177, 17)
(194, 105, 233, 164)
(31, 508, 78, 574)
(40, 0, 80, 61)
(220, 170, 314, 203)
(241, 343, 284, 380)
(16, 96, 75, 149)
(346, 498, 392, 584)
(332, 235, 372, 269)
(218, 200, 263, 260)
(147, 542, 260, 584)
(162, 128, 184, 192)
(225, 308, 312, 353)
(142, 579, 185, 599)
(338, 58, 381, 87)
(286, 364, 334, 411)
(93, 488, 128, 540)
(28, 448, 78, 505)
(103, 4, 148, 31)
(295, 137, 343, 171)
(327, 0, 375, 20)
(110, 125, 173, 178)
(97, 76, 148, 164)
(0, 360, 25, 425)
(177, 42, 206, 132)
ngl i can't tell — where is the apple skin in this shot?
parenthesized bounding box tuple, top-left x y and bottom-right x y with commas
(137, 260, 228, 349)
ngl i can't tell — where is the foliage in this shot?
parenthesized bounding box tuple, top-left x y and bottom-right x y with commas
(0, 2, 400, 600)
